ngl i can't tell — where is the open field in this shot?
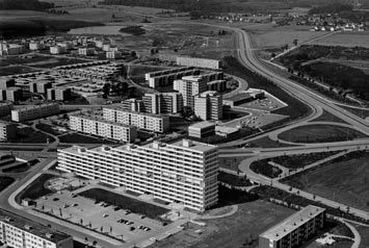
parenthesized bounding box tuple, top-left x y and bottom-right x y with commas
(151, 200, 295, 248)
(247, 136, 296, 148)
(311, 110, 348, 124)
(278, 124, 367, 143)
(219, 156, 251, 172)
(282, 151, 369, 212)
(310, 32, 369, 48)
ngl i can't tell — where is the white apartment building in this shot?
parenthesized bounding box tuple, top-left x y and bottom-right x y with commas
(0, 121, 17, 141)
(57, 139, 219, 211)
(145, 67, 201, 88)
(70, 114, 137, 143)
(29, 41, 45, 51)
(176, 56, 221, 69)
(47, 88, 71, 101)
(194, 91, 223, 121)
(11, 103, 60, 122)
(106, 51, 122, 59)
(50, 46, 66, 55)
(78, 47, 95, 56)
(142, 92, 183, 114)
(0, 209, 73, 248)
(103, 107, 170, 133)
(173, 76, 208, 108)
(0, 43, 24, 56)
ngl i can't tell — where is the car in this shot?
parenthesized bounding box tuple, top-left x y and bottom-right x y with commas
(140, 215, 146, 219)
(52, 198, 59, 201)
(113, 206, 121, 211)
(130, 227, 135, 231)
(103, 213, 109, 218)
(72, 203, 78, 207)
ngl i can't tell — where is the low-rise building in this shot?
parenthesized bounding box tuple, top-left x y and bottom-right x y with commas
(259, 205, 326, 248)
(103, 106, 170, 133)
(188, 121, 216, 139)
(0, 121, 17, 141)
(57, 139, 219, 212)
(120, 98, 145, 112)
(70, 114, 137, 142)
(0, 209, 73, 248)
(11, 103, 60, 122)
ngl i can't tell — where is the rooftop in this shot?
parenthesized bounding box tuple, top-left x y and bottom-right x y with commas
(260, 205, 326, 241)
(224, 93, 253, 102)
(189, 121, 216, 129)
(12, 103, 59, 112)
(70, 114, 135, 128)
(103, 105, 169, 119)
(0, 209, 71, 243)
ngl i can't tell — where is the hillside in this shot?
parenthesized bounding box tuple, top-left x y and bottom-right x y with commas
(0, 0, 54, 10)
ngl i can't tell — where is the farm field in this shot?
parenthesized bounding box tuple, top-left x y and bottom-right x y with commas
(282, 151, 369, 212)
(278, 124, 367, 143)
(310, 32, 369, 48)
(150, 200, 295, 248)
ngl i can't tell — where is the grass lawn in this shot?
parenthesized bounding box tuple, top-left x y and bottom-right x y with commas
(278, 124, 367, 143)
(250, 159, 283, 178)
(0, 66, 40, 76)
(8, 127, 54, 143)
(219, 156, 250, 172)
(356, 225, 369, 248)
(2, 162, 31, 173)
(247, 136, 295, 148)
(35, 123, 61, 136)
(59, 133, 116, 144)
(0, 176, 15, 192)
(16, 173, 56, 202)
(311, 110, 348, 124)
(151, 200, 295, 248)
(282, 151, 369, 212)
(218, 172, 253, 187)
(78, 188, 169, 221)
(271, 151, 341, 170)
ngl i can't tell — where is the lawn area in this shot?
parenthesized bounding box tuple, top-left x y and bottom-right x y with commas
(311, 110, 348, 124)
(78, 188, 169, 221)
(16, 173, 56, 202)
(270, 151, 341, 170)
(151, 200, 295, 248)
(8, 127, 54, 143)
(219, 156, 250, 172)
(0, 176, 15, 192)
(59, 133, 116, 144)
(0, 66, 40, 76)
(282, 151, 369, 212)
(250, 159, 283, 178)
(247, 136, 295, 148)
(278, 124, 367, 143)
(356, 225, 369, 248)
(311, 32, 369, 48)
(218, 172, 253, 187)
(36, 123, 61, 136)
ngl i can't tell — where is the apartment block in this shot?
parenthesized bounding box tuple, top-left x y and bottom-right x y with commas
(47, 88, 71, 101)
(0, 209, 73, 248)
(0, 121, 17, 141)
(0, 102, 13, 116)
(259, 205, 326, 248)
(173, 79, 207, 108)
(103, 106, 170, 133)
(57, 139, 219, 212)
(70, 114, 137, 143)
(120, 98, 145, 112)
(194, 91, 223, 121)
(207, 80, 226, 92)
(176, 56, 221, 69)
(11, 103, 60, 122)
(142, 92, 183, 114)
(0, 88, 22, 102)
(145, 67, 201, 88)
(29, 81, 52, 94)
(78, 47, 95, 56)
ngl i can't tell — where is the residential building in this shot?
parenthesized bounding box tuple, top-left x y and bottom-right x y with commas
(57, 139, 219, 212)
(0, 121, 17, 141)
(142, 92, 183, 114)
(188, 121, 216, 139)
(0, 79, 15, 89)
(194, 91, 223, 121)
(0, 42, 24, 56)
(50, 46, 66, 55)
(103, 106, 170, 133)
(223, 91, 265, 107)
(173, 78, 207, 108)
(106, 51, 122, 59)
(120, 98, 145, 112)
(70, 114, 137, 143)
(0, 88, 22, 102)
(0, 209, 73, 248)
(259, 205, 326, 248)
(29, 81, 52, 94)
(207, 80, 226, 92)
(145, 67, 201, 88)
(47, 88, 71, 101)
(176, 56, 221, 69)
(29, 41, 45, 51)
(11, 103, 60, 122)
(78, 47, 95, 56)
(0, 102, 13, 116)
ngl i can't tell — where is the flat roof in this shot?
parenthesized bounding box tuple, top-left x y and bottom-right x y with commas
(103, 105, 169, 119)
(224, 93, 253, 102)
(260, 205, 326, 241)
(0, 209, 71, 243)
(189, 121, 216, 129)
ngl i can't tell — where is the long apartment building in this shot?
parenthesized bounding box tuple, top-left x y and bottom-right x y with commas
(103, 106, 169, 133)
(70, 115, 137, 143)
(57, 139, 219, 211)
(0, 121, 17, 141)
(176, 56, 221, 70)
(259, 205, 326, 248)
(145, 67, 201, 88)
(194, 91, 223, 121)
(11, 103, 60, 122)
(0, 209, 73, 248)
(0, 102, 13, 116)
(142, 92, 183, 114)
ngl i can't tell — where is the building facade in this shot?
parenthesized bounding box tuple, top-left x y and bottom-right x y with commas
(0, 209, 73, 248)
(142, 92, 183, 114)
(145, 67, 201, 88)
(70, 115, 137, 143)
(259, 205, 326, 248)
(194, 91, 223, 121)
(0, 121, 17, 141)
(176, 56, 221, 69)
(188, 121, 216, 139)
(47, 88, 71, 101)
(103, 107, 170, 133)
(11, 103, 60, 122)
(0, 102, 13, 116)
(57, 139, 219, 212)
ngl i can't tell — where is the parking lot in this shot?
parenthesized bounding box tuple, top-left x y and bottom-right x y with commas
(35, 190, 166, 243)
(223, 110, 288, 129)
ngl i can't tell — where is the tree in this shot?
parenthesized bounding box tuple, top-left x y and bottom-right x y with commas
(102, 83, 111, 98)
(293, 39, 298, 46)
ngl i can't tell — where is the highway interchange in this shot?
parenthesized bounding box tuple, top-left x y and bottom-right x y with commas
(1, 20, 369, 247)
